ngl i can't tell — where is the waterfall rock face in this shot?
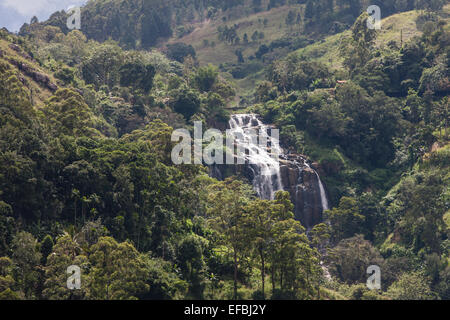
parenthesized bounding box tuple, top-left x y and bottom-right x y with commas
(228, 114, 283, 200)
(210, 114, 329, 229)
(279, 154, 328, 228)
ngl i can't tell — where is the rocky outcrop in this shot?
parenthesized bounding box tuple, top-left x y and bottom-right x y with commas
(210, 114, 329, 229)
(279, 154, 327, 229)
(211, 153, 328, 229)
(9, 44, 33, 61)
(7, 58, 58, 92)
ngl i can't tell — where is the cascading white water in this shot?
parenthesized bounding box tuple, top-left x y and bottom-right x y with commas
(317, 175, 329, 212)
(228, 114, 283, 200)
(227, 114, 330, 224)
(305, 162, 329, 212)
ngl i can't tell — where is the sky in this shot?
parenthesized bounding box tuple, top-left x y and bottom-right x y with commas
(0, 0, 87, 32)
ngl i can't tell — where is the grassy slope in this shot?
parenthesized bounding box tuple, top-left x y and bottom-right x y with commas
(166, 4, 305, 105)
(293, 10, 422, 71)
(169, 3, 442, 68)
(0, 38, 58, 106)
(292, 5, 450, 71)
(234, 7, 447, 104)
(169, 4, 304, 66)
(164, 5, 449, 104)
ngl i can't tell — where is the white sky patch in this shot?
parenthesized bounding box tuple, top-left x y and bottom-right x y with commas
(2, 0, 85, 16)
(0, 0, 87, 31)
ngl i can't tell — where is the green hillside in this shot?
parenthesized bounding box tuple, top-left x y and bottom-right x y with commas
(165, 4, 450, 104)
(293, 5, 450, 71)
(0, 0, 448, 302)
(169, 4, 305, 66)
(0, 38, 59, 105)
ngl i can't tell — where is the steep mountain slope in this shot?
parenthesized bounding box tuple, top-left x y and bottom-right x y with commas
(168, 4, 305, 66)
(293, 5, 450, 71)
(161, 4, 450, 103)
(0, 0, 448, 301)
(0, 36, 59, 106)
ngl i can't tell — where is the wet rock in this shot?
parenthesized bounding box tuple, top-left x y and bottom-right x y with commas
(311, 161, 326, 177)
(210, 115, 329, 229)
(280, 159, 325, 229)
(212, 152, 328, 229)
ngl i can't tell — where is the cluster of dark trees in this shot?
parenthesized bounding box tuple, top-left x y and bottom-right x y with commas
(17, 0, 448, 50)
(259, 12, 449, 167)
(0, 26, 321, 300)
(19, 0, 249, 50)
(217, 25, 241, 44)
(166, 43, 197, 63)
(303, 0, 447, 34)
(253, 11, 449, 299)
(1, 1, 448, 301)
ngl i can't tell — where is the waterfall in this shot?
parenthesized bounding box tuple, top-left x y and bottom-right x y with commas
(317, 175, 329, 212)
(305, 162, 329, 213)
(228, 114, 283, 200)
(221, 114, 330, 227)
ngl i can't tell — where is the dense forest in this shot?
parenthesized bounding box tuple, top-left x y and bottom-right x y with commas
(0, 0, 449, 300)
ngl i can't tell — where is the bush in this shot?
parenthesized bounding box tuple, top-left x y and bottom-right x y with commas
(166, 43, 196, 63)
(193, 65, 218, 92)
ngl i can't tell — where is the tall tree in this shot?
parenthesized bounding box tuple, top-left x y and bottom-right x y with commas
(207, 178, 253, 300)
(11, 232, 42, 299)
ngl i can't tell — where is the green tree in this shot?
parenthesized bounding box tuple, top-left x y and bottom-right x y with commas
(177, 234, 208, 298)
(88, 237, 149, 300)
(44, 89, 98, 137)
(327, 197, 365, 242)
(42, 234, 89, 300)
(193, 64, 219, 92)
(244, 199, 274, 299)
(171, 86, 201, 120)
(326, 235, 383, 285)
(251, 31, 259, 41)
(0, 257, 22, 300)
(285, 10, 296, 26)
(81, 43, 124, 89)
(207, 178, 253, 300)
(0, 201, 15, 257)
(139, 256, 188, 300)
(386, 272, 436, 300)
(119, 62, 156, 93)
(205, 92, 228, 124)
(245, 191, 315, 299)
(268, 192, 321, 299)
(305, 0, 316, 19)
(11, 232, 42, 299)
(310, 223, 331, 252)
(243, 33, 249, 44)
(340, 13, 378, 74)
(40, 235, 54, 265)
(166, 43, 196, 63)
